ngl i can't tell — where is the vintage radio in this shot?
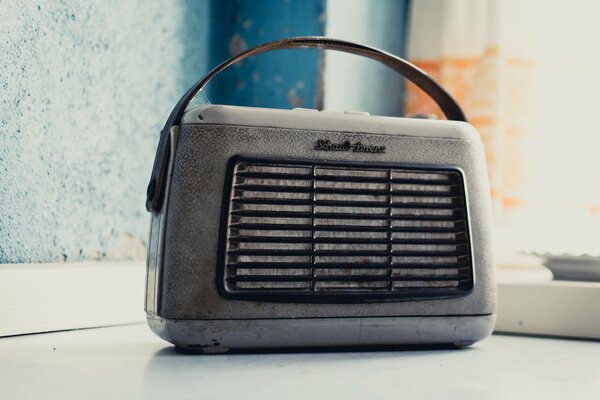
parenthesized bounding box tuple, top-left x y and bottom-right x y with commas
(145, 37, 496, 352)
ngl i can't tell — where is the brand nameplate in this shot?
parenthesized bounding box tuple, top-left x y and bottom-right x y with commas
(314, 140, 386, 153)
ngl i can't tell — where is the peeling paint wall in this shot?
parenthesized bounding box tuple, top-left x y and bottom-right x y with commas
(207, 0, 326, 109)
(0, 0, 210, 263)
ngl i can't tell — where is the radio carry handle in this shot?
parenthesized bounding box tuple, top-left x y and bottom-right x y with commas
(146, 36, 467, 212)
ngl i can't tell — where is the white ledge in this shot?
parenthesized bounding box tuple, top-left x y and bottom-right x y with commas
(496, 279, 600, 340)
(2, 261, 599, 341)
(0, 262, 145, 337)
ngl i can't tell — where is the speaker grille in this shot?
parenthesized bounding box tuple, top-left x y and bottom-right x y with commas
(219, 158, 473, 302)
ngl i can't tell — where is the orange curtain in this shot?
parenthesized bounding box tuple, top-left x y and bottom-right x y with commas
(405, 0, 600, 257)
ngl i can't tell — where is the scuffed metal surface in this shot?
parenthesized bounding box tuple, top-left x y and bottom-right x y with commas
(147, 315, 496, 351)
(157, 121, 495, 320)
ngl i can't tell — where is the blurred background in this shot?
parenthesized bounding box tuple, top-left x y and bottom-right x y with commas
(1, 0, 599, 268)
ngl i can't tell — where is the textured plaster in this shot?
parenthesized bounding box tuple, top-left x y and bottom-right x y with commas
(0, 0, 373, 264)
(0, 0, 209, 262)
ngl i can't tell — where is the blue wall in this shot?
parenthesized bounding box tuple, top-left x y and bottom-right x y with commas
(324, 0, 410, 116)
(207, 0, 326, 109)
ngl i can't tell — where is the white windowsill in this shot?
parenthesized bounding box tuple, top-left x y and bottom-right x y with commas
(1, 323, 599, 399)
(1, 260, 598, 398)
(1, 261, 599, 341)
(496, 267, 600, 340)
(0, 261, 145, 337)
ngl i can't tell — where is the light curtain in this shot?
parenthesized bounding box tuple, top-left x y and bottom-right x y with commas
(405, 0, 600, 258)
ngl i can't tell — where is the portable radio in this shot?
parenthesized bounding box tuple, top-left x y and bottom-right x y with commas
(145, 37, 496, 352)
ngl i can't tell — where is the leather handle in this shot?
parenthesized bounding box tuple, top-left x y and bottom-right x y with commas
(146, 36, 467, 212)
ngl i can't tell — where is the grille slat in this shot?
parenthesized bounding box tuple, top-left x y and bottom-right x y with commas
(231, 210, 464, 221)
(226, 262, 472, 270)
(229, 236, 465, 245)
(233, 197, 465, 209)
(229, 223, 466, 233)
(234, 184, 461, 197)
(227, 275, 468, 282)
(236, 171, 458, 185)
(220, 159, 474, 301)
(228, 249, 467, 257)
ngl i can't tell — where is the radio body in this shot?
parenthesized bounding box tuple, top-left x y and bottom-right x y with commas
(144, 38, 496, 352)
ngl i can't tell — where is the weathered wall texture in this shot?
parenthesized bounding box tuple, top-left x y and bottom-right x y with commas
(207, 0, 326, 109)
(0, 0, 403, 264)
(0, 0, 209, 262)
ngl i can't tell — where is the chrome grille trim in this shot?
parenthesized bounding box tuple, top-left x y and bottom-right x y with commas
(218, 157, 474, 302)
